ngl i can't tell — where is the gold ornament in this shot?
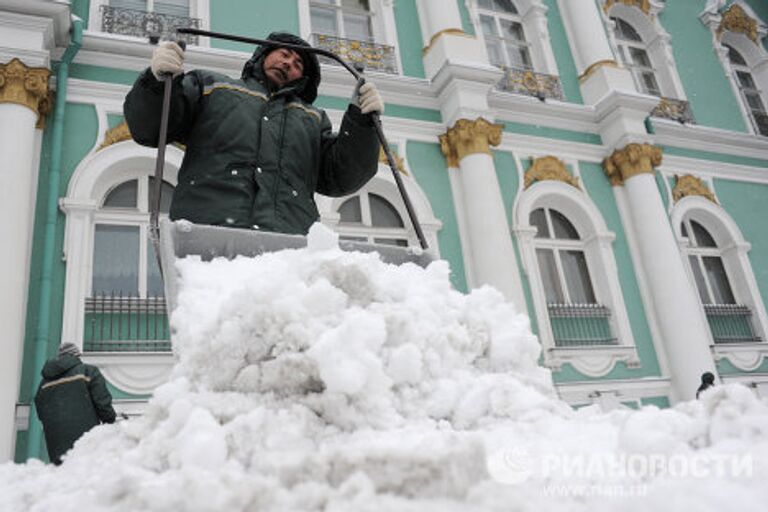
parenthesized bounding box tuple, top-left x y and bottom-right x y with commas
(604, 0, 651, 16)
(378, 145, 407, 175)
(672, 174, 717, 204)
(602, 143, 662, 186)
(97, 121, 133, 150)
(0, 58, 51, 129)
(717, 4, 759, 44)
(439, 118, 503, 168)
(524, 156, 580, 189)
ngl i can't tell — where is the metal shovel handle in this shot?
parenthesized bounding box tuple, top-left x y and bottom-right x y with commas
(149, 37, 186, 275)
(176, 27, 429, 250)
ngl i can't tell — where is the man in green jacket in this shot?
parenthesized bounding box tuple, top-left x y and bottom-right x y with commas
(34, 343, 117, 465)
(124, 32, 384, 234)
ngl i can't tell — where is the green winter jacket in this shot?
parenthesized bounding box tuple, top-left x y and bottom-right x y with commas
(34, 355, 116, 465)
(123, 32, 380, 234)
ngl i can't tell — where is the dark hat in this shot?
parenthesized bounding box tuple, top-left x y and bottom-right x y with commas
(241, 32, 321, 103)
(58, 342, 81, 358)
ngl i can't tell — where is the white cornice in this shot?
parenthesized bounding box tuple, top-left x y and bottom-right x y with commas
(490, 90, 598, 134)
(660, 155, 768, 184)
(652, 118, 768, 162)
(318, 64, 439, 111)
(593, 89, 659, 124)
(66, 77, 129, 109)
(498, 131, 606, 163)
(0, 0, 71, 46)
(430, 59, 504, 97)
(74, 31, 440, 111)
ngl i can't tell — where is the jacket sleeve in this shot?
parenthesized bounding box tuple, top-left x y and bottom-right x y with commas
(316, 104, 380, 197)
(123, 68, 204, 147)
(87, 367, 117, 424)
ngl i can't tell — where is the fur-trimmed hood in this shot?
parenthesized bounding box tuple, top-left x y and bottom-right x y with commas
(241, 32, 321, 103)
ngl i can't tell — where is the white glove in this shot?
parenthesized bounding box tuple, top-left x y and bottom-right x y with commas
(151, 41, 185, 81)
(357, 81, 384, 115)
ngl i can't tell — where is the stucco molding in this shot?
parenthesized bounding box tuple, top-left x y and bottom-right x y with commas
(672, 174, 717, 204)
(716, 3, 761, 44)
(83, 353, 174, 395)
(712, 343, 768, 372)
(602, 143, 662, 186)
(0, 58, 52, 128)
(546, 345, 641, 377)
(524, 155, 580, 189)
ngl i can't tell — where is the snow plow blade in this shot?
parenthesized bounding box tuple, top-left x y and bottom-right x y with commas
(159, 219, 436, 315)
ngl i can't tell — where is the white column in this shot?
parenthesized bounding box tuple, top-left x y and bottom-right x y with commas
(415, 0, 463, 43)
(441, 118, 527, 314)
(557, 0, 635, 104)
(605, 145, 716, 402)
(416, 0, 491, 82)
(0, 103, 42, 462)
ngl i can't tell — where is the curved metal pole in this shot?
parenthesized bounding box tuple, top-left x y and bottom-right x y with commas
(176, 27, 429, 249)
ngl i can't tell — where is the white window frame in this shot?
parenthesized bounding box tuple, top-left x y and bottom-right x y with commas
(467, 0, 560, 75)
(334, 190, 411, 246)
(672, 196, 768, 371)
(91, 176, 172, 299)
(298, 0, 402, 72)
(59, 140, 182, 395)
(602, 1, 687, 99)
(531, 208, 598, 304)
(701, 1, 768, 136)
(89, 0, 211, 46)
(475, 0, 532, 70)
(307, 0, 375, 41)
(725, 43, 768, 136)
(316, 154, 443, 252)
(514, 179, 639, 377)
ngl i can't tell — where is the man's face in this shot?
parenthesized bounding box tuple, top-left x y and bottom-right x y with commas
(263, 48, 305, 88)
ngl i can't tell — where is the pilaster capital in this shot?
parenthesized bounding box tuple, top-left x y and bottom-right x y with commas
(0, 58, 52, 129)
(602, 143, 662, 186)
(439, 117, 503, 168)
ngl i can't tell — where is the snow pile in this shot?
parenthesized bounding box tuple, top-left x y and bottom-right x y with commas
(1, 223, 767, 511)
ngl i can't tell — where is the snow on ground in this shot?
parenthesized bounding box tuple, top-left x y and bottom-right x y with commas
(1, 223, 766, 511)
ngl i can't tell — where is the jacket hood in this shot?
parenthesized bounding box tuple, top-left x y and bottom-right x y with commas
(241, 32, 321, 103)
(41, 354, 81, 379)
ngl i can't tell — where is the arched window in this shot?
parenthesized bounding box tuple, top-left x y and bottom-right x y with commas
(611, 17, 661, 96)
(530, 207, 614, 348)
(680, 216, 760, 343)
(477, 0, 531, 70)
(515, 180, 639, 376)
(335, 191, 408, 247)
(724, 44, 768, 136)
(92, 176, 173, 299)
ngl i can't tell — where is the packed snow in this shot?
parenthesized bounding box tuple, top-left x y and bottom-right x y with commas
(2, 223, 766, 511)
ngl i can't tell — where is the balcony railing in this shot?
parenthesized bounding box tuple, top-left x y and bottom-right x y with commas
(651, 97, 695, 124)
(100, 5, 201, 45)
(311, 33, 398, 74)
(84, 294, 171, 352)
(547, 303, 617, 347)
(497, 67, 565, 101)
(704, 304, 761, 343)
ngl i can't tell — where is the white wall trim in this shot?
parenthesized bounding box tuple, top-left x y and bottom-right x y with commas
(556, 376, 672, 407)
